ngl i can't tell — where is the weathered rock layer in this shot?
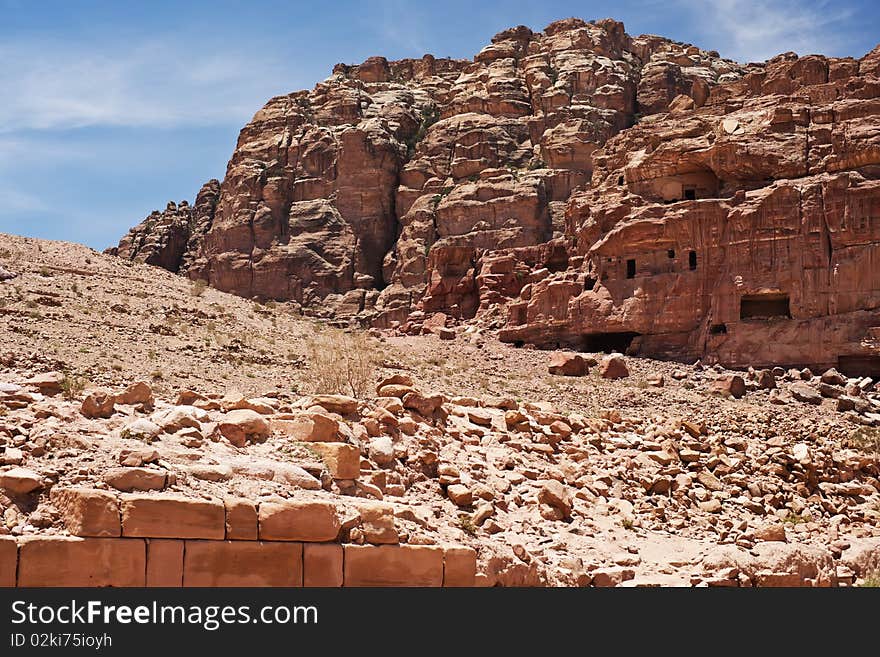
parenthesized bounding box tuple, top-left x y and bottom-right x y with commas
(111, 19, 880, 371)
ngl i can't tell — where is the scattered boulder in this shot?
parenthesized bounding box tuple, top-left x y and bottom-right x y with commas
(790, 383, 822, 405)
(25, 372, 64, 396)
(103, 467, 167, 492)
(547, 353, 588, 377)
(81, 389, 116, 419)
(538, 480, 572, 520)
(447, 484, 473, 507)
(0, 467, 42, 495)
(217, 409, 270, 447)
(712, 375, 746, 399)
(598, 354, 629, 379)
(820, 368, 847, 386)
(115, 381, 154, 407)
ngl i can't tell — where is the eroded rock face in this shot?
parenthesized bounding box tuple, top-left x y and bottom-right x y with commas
(500, 48, 880, 373)
(108, 180, 220, 273)
(111, 18, 743, 317)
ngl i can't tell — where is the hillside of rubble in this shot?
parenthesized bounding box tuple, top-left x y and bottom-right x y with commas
(1, 233, 879, 586)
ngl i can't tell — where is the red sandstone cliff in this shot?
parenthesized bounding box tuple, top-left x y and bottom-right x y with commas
(110, 19, 880, 372)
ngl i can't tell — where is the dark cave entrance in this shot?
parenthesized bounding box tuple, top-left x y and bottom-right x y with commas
(740, 293, 791, 320)
(838, 354, 880, 378)
(580, 331, 640, 354)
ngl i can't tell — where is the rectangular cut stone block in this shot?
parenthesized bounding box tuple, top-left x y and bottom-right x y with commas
(0, 537, 17, 587)
(303, 543, 343, 587)
(18, 537, 145, 587)
(443, 546, 477, 587)
(344, 545, 443, 587)
(121, 494, 225, 539)
(259, 500, 341, 542)
(147, 539, 183, 587)
(51, 487, 121, 537)
(309, 442, 360, 479)
(225, 497, 258, 540)
(183, 541, 302, 587)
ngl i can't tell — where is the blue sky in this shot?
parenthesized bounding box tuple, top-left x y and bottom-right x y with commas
(1, 0, 877, 250)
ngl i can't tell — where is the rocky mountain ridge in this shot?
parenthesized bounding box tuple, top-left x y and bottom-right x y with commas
(110, 17, 880, 373)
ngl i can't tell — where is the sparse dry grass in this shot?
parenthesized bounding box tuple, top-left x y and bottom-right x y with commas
(303, 328, 381, 398)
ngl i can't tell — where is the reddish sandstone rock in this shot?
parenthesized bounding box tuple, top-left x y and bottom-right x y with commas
(224, 498, 258, 540)
(51, 487, 121, 537)
(258, 500, 341, 542)
(24, 372, 63, 396)
(110, 19, 743, 328)
(146, 539, 184, 587)
(343, 544, 444, 586)
(598, 354, 629, 380)
(183, 541, 303, 587)
(217, 409, 270, 447)
(120, 494, 225, 539)
(115, 381, 154, 407)
(17, 537, 146, 587)
(0, 537, 17, 586)
(443, 546, 478, 587)
(547, 352, 588, 376)
(304, 543, 344, 587)
(81, 389, 115, 419)
(712, 375, 747, 399)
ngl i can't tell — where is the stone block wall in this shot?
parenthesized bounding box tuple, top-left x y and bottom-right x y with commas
(0, 489, 477, 587)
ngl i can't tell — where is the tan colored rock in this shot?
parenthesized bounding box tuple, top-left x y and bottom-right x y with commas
(356, 502, 399, 544)
(217, 409, 270, 446)
(271, 413, 339, 441)
(538, 480, 572, 518)
(309, 442, 360, 479)
(447, 484, 473, 507)
(754, 524, 787, 543)
(0, 467, 42, 495)
(308, 394, 358, 415)
(104, 467, 167, 492)
(402, 391, 445, 416)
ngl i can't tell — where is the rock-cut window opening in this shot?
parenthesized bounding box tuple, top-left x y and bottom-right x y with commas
(626, 259, 636, 279)
(689, 250, 697, 270)
(740, 293, 791, 320)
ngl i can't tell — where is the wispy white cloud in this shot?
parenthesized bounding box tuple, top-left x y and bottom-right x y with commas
(673, 0, 857, 62)
(0, 37, 296, 132)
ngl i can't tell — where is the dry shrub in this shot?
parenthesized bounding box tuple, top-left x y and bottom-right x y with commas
(304, 329, 378, 398)
(190, 279, 208, 297)
(60, 372, 87, 400)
